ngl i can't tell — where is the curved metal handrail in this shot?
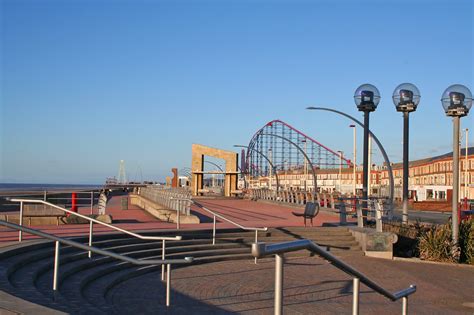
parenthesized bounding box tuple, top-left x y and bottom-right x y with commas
(8, 198, 181, 241)
(252, 239, 416, 302)
(0, 219, 192, 307)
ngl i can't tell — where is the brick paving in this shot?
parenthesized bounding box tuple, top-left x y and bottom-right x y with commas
(109, 255, 474, 314)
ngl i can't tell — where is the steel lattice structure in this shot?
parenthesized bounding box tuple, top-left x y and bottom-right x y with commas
(245, 120, 352, 178)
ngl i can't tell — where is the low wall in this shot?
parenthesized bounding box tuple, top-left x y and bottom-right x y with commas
(349, 227, 398, 259)
(130, 194, 200, 224)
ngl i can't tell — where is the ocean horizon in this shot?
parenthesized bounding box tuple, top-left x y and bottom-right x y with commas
(0, 183, 102, 192)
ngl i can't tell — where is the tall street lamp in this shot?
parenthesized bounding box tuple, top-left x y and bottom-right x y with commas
(463, 128, 469, 200)
(441, 84, 472, 245)
(349, 125, 357, 196)
(393, 83, 421, 225)
(354, 84, 380, 223)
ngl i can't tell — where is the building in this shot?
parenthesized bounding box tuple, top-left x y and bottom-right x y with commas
(247, 147, 474, 202)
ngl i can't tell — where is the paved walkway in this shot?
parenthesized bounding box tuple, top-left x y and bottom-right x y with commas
(0, 195, 345, 243)
(110, 254, 474, 314)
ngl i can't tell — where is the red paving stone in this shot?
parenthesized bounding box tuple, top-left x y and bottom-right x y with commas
(0, 194, 345, 243)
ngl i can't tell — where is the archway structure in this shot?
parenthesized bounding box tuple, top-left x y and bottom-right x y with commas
(191, 144, 238, 197)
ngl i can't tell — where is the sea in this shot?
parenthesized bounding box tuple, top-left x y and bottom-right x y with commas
(0, 183, 102, 192)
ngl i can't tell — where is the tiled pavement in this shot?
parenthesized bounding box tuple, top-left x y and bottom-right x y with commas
(109, 255, 474, 314)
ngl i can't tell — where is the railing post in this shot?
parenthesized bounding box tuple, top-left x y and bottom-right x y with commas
(44, 190, 47, 201)
(53, 241, 60, 291)
(375, 202, 382, 232)
(166, 264, 171, 307)
(161, 240, 166, 281)
(356, 201, 364, 228)
(275, 253, 284, 315)
(339, 199, 347, 225)
(254, 230, 258, 264)
(19, 201, 24, 242)
(352, 277, 359, 315)
(212, 215, 216, 245)
(402, 296, 408, 315)
(88, 221, 93, 258)
(90, 191, 94, 215)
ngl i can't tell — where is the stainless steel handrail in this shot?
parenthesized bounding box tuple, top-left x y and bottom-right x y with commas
(252, 239, 416, 315)
(8, 198, 182, 280)
(9, 198, 181, 241)
(0, 219, 193, 307)
(175, 198, 267, 263)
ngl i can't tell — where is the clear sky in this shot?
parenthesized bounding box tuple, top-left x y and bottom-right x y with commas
(1, 0, 473, 184)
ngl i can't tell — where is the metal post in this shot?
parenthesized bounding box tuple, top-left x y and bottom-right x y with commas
(161, 240, 166, 281)
(356, 201, 363, 228)
(352, 125, 357, 196)
(88, 221, 93, 258)
(375, 201, 382, 232)
(352, 277, 359, 315)
(339, 200, 347, 225)
(402, 112, 409, 225)
(465, 128, 469, 200)
(19, 201, 24, 242)
(212, 215, 216, 245)
(90, 191, 94, 215)
(44, 190, 47, 202)
(275, 253, 284, 315)
(166, 264, 171, 307)
(362, 111, 370, 225)
(402, 296, 408, 315)
(254, 230, 258, 264)
(452, 116, 460, 244)
(53, 241, 60, 291)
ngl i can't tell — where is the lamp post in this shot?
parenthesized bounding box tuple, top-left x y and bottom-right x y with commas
(463, 128, 469, 200)
(350, 125, 357, 196)
(354, 84, 381, 224)
(441, 84, 472, 245)
(393, 83, 421, 225)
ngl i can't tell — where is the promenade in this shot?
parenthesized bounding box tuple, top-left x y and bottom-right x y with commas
(0, 194, 473, 314)
(0, 195, 346, 243)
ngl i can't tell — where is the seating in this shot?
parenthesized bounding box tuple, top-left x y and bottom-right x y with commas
(23, 204, 67, 226)
(292, 202, 319, 227)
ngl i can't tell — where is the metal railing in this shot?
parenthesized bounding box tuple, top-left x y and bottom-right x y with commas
(338, 197, 392, 232)
(0, 220, 193, 307)
(175, 198, 267, 263)
(8, 198, 182, 281)
(139, 186, 192, 216)
(252, 239, 416, 315)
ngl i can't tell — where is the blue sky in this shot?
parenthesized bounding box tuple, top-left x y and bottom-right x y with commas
(1, 0, 473, 184)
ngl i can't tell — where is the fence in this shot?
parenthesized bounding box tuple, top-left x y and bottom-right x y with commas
(139, 186, 192, 215)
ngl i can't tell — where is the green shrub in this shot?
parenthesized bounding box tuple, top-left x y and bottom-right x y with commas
(459, 219, 474, 264)
(418, 224, 457, 263)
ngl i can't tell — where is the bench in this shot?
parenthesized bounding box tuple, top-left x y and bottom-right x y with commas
(23, 204, 67, 226)
(292, 202, 319, 227)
